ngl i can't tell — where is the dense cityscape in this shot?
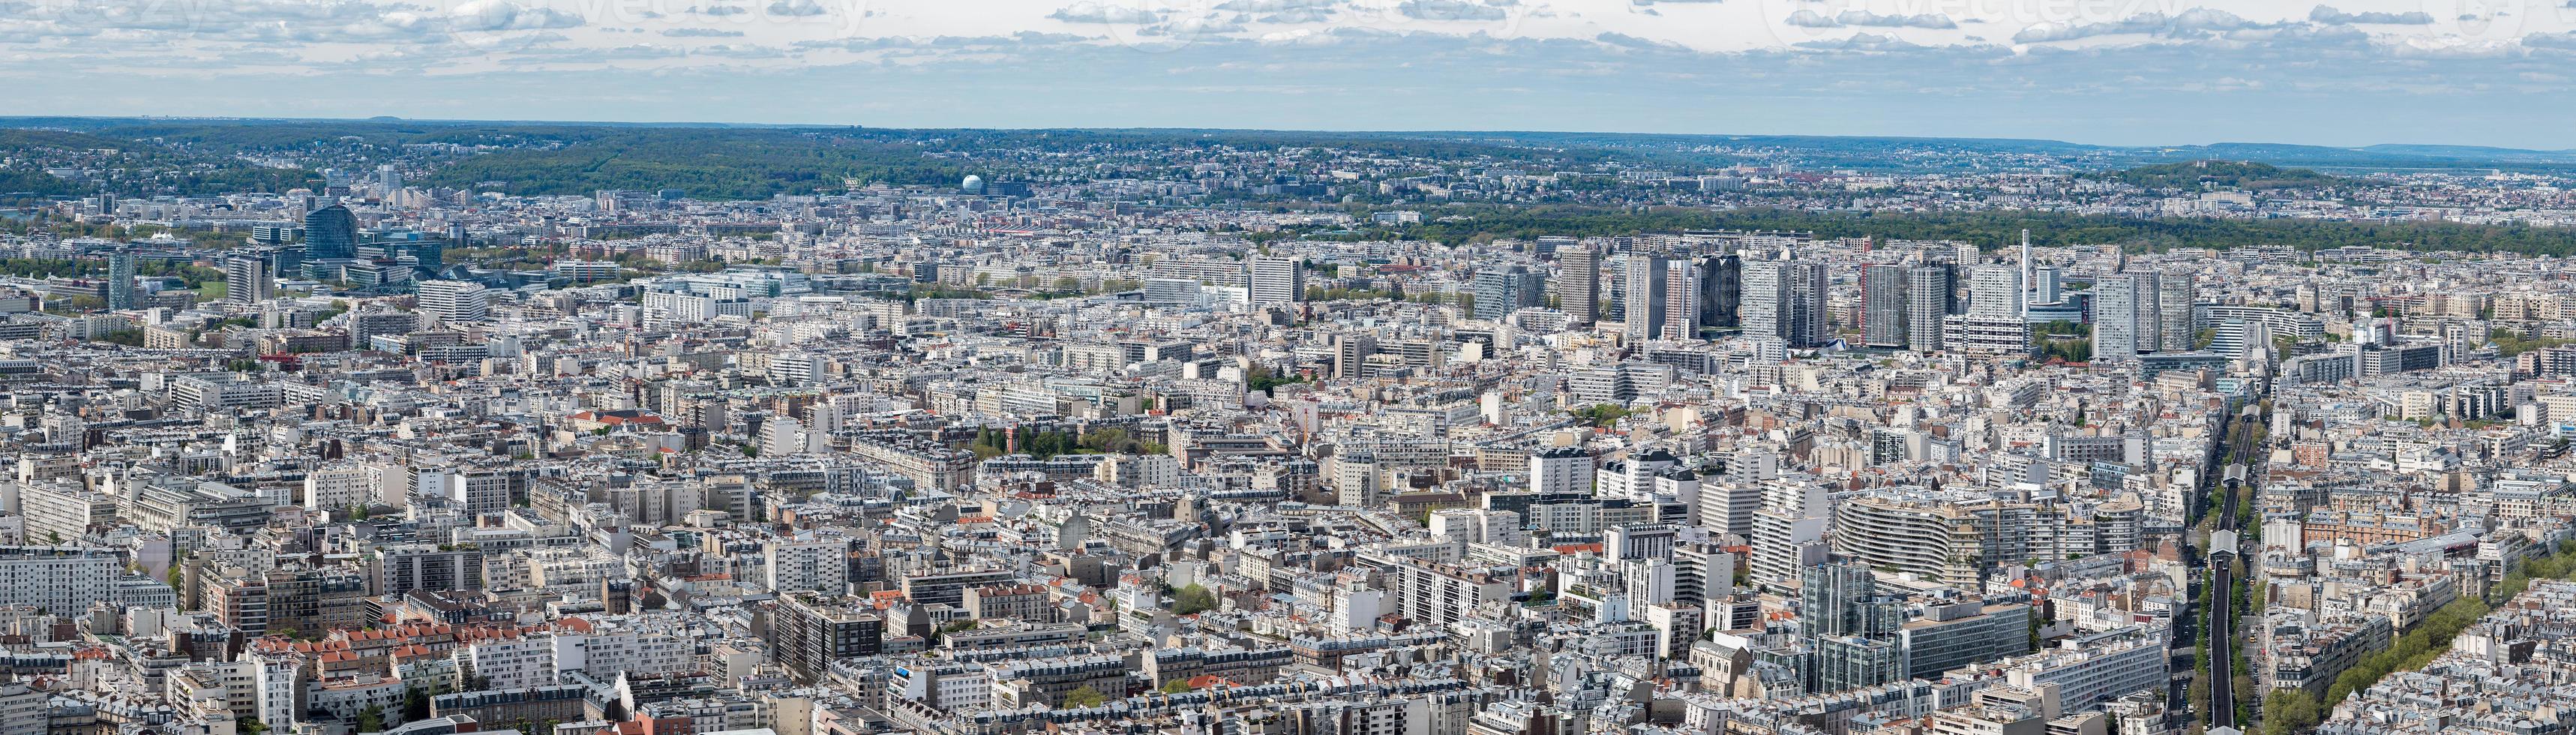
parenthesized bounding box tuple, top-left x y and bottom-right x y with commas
(2, 118, 2576, 735)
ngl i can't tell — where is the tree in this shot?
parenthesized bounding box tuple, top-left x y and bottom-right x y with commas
(355, 704, 386, 733)
(238, 716, 271, 735)
(1080, 428, 1133, 454)
(404, 683, 433, 721)
(43, 294, 105, 314)
(1159, 678, 1195, 694)
(1246, 363, 1309, 396)
(2263, 689, 2320, 735)
(1060, 685, 1110, 708)
(1172, 584, 1219, 615)
(1023, 429, 1078, 459)
(1573, 403, 1631, 428)
(2491, 327, 2575, 358)
(2032, 322, 2094, 362)
(2235, 669, 2258, 725)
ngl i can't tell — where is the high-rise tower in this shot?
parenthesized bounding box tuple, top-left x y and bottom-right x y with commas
(1558, 246, 1600, 326)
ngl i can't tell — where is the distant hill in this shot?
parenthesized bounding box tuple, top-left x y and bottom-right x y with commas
(0, 127, 310, 198)
(5, 116, 2573, 200)
(0, 118, 1638, 200)
(2092, 160, 2344, 190)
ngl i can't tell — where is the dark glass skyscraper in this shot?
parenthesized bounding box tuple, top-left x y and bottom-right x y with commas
(1693, 254, 1740, 333)
(303, 203, 358, 260)
(1801, 561, 1909, 692)
(403, 240, 444, 271)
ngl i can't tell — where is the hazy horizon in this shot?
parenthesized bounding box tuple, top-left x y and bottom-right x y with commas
(7, 112, 2569, 155)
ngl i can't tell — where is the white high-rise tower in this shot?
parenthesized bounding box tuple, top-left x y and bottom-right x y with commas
(2019, 229, 2032, 319)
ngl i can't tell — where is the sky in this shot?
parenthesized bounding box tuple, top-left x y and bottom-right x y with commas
(5, 0, 2576, 148)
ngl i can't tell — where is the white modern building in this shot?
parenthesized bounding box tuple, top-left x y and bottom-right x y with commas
(416, 280, 491, 325)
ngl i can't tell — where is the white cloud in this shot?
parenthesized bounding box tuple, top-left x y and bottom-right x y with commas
(766, 0, 829, 17)
(1144, 15, 1248, 35)
(1795, 32, 1922, 50)
(0, 0, 2555, 70)
(1049, 2, 1162, 24)
(2527, 32, 2576, 50)
(1398, 0, 1508, 22)
(2013, 8, 2273, 44)
(1215, 0, 1340, 10)
(0, 0, 2568, 133)
(0, 20, 62, 44)
(1837, 10, 1954, 29)
(1596, 32, 1687, 50)
(450, 1, 585, 32)
(2171, 8, 2271, 32)
(1785, 10, 1838, 28)
(2308, 6, 2434, 25)
(1260, 8, 1335, 22)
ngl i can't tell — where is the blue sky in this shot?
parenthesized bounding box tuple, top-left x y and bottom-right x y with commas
(6, 0, 2575, 148)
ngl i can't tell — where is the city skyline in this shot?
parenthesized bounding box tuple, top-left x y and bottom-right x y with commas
(0, 4, 2569, 734)
(0, 112, 2567, 735)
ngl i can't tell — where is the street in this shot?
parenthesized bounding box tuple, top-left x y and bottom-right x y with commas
(2209, 467, 2244, 730)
